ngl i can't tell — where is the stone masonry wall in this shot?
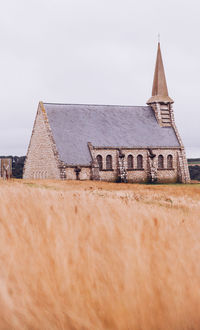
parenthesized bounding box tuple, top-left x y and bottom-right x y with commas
(150, 103, 190, 183)
(169, 104, 190, 183)
(65, 167, 91, 180)
(92, 147, 180, 183)
(23, 105, 60, 179)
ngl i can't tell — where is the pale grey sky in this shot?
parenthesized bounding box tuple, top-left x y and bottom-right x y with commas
(0, 0, 199, 157)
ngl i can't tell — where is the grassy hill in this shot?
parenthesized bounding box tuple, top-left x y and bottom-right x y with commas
(188, 158, 200, 181)
(188, 158, 200, 165)
(0, 179, 200, 329)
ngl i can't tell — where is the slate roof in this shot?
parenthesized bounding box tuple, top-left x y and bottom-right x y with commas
(43, 103, 180, 166)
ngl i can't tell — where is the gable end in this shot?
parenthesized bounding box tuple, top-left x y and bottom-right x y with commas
(23, 102, 61, 179)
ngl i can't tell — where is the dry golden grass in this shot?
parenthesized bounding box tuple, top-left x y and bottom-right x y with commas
(0, 179, 200, 329)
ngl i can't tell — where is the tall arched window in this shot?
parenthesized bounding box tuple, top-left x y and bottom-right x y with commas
(97, 155, 103, 171)
(158, 155, 164, 169)
(127, 155, 133, 169)
(137, 155, 143, 169)
(167, 155, 173, 169)
(106, 155, 112, 170)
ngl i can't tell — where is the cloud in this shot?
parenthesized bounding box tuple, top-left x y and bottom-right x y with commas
(0, 0, 199, 156)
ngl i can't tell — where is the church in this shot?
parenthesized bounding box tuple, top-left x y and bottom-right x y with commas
(23, 42, 190, 183)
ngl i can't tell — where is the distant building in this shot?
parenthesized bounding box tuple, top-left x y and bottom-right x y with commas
(23, 42, 190, 183)
(0, 157, 12, 179)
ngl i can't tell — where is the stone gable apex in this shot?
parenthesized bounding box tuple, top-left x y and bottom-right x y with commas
(23, 102, 61, 179)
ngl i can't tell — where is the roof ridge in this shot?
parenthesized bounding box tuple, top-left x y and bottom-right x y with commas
(43, 102, 149, 108)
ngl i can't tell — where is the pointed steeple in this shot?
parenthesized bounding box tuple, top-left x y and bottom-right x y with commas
(147, 42, 174, 104)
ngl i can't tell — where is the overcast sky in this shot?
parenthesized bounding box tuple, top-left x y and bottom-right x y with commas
(0, 0, 199, 157)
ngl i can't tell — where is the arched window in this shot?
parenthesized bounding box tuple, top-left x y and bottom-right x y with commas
(106, 155, 112, 170)
(96, 155, 103, 171)
(158, 155, 164, 169)
(167, 155, 173, 169)
(127, 155, 133, 169)
(137, 155, 143, 169)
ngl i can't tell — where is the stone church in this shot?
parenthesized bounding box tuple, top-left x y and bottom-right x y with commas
(23, 42, 190, 183)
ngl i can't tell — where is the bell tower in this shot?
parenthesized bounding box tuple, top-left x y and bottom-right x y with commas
(147, 42, 174, 127)
(147, 41, 190, 183)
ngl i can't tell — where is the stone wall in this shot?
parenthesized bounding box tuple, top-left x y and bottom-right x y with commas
(150, 103, 190, 183)
(91, 147, 180, 183)
(65, 167, 91, 180)
(23, 104, 60, 179)
(93, 149, 118, 181)
(169, 104, 190, 183)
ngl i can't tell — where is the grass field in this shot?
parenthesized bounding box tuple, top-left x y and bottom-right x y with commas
(188, 158, 200, 165)
(1, 179, 200, 329)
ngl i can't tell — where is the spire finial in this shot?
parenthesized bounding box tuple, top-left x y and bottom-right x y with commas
(158, 33, 160, 43)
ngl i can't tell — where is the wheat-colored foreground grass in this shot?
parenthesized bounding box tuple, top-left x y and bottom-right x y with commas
(0, 180, 200, 329)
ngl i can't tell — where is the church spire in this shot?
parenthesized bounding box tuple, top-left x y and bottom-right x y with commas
(147, 42, 174, 104)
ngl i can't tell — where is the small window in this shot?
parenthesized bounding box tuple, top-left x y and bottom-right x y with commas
(127, 155, 133, 169)
(137, 155, 143, 169)
(158, 155, 164, 169)
(97, 155, 103, 171)
(167, 155, 173, 169)
(106, 155, 112, 170)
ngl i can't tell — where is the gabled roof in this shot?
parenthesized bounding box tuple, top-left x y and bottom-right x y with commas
(147, 42, 174, 104)
(43, 103, 180, 166)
